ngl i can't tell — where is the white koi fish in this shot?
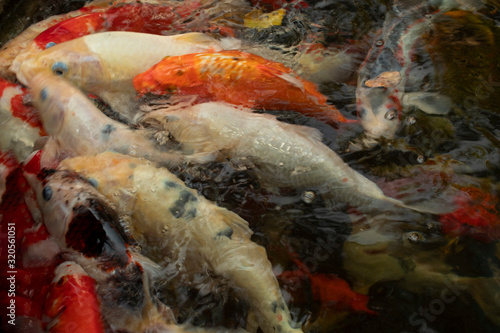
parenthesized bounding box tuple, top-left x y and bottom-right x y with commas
(60, 151, 302, 333)
(141, 102, 448, 214)
(15, 31, 226, 122)
(29, 73, 182, 166)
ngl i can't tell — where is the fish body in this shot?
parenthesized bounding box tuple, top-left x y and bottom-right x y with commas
(60, 151, 302, 333)
(0, 78, 44, 161)
(142, 102, 410, 211)
(134, 50, 349, 125)
(15, 31, 224, 121)
(23, 157, 180, 332)
(29, 73, 182, 166)
(43, 261, 105, 333)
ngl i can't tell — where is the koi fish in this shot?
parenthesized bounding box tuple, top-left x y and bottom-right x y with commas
(24, 156, 180, 332)
(60, 151, 302, 333)
(0, 78, 45, 161)
(29, 73, 182, 167)
(133, 50, 350, 126)
(357, 5, 453, 139)
(15, 31, 226, 122)
(43, 261, 105, 333)
(141, 102, 446, 214)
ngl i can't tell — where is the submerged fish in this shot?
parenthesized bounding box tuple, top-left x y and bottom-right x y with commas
(357, 5, 453, 139)
(43, 261, 105, 333)
(133, 50, 350, 125)
(60, 151, 302, 333)
(24, 158, 180, 332)
(29, 73, 182, 166)
(15, 31, 226, 122)
(141, 102, 444, 213)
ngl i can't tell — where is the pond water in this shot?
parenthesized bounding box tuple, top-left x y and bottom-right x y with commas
(1, 0, 499, 332)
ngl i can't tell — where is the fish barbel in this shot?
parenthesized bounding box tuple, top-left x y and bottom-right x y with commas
(60, 151, 302, 333)
(29, 73, 182, 166)
(141, 102, 427, 212)
(15, 31, 225, 122)
(133, 50, 350, 126)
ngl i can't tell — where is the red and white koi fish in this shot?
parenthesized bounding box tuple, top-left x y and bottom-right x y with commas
(60, 151, 303, 333)
(29, 73, 182, 167)
(15, 31, 227, 122)
(0, 78, 45, 161)
(134, 50, 351, 126)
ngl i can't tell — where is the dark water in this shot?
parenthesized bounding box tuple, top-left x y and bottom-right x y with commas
(1, 0, 500, 332)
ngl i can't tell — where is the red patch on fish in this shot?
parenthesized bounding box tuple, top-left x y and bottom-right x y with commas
(43, 271, 105, 333)
(134, 50, 351, 126)
(0, 78, 45, 134)
(439, 186, 500, 242)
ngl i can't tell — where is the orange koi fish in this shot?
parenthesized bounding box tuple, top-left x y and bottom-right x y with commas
(133, 50, 351, 126)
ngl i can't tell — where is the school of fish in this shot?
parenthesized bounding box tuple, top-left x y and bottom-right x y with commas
(0, 0, 499, 332)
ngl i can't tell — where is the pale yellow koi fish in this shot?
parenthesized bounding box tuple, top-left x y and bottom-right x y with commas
(60, 151, 302, 333)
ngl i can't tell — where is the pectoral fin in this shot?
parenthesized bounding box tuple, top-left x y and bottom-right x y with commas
(402, 92, 453, 115)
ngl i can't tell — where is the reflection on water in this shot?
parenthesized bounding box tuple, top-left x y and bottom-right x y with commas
(1, 0, 500, 332)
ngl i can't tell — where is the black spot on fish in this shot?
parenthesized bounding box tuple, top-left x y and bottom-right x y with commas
(271, 301, 278, 313)
(40, 88, 48, 102)
(45, 42, 56, 49)
(169, 190, 198, 218)
(164, 180, 181, 189)
(42, 186, 52, 200)
(110, 264, 145, 309)
(277, 325, 282, 332)
(215, 227, 233, 240)
(101, 124, 116, 141)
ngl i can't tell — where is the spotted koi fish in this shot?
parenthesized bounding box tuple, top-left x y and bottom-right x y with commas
(0, 78, 45, 161)
(60, 151, 302, 333)
(29, 73, 182, 167)
(134, 50, 350, 126)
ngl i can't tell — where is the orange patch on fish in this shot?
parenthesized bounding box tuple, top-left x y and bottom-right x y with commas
(134, 50, 351, 126)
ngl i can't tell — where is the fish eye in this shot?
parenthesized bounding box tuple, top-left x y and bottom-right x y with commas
(384, 109, 397, 120)
(52, 62, 68, 76)
(42, 186, 53, 201)
(406, 231, 424, 244)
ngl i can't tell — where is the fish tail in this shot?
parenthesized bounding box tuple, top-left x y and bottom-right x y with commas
(209, 209, 302, 333)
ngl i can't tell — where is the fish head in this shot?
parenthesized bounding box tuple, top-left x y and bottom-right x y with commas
(357, 73, 403, 139)
(16, 41, 105, 92)
(24, 162, 130, 268)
